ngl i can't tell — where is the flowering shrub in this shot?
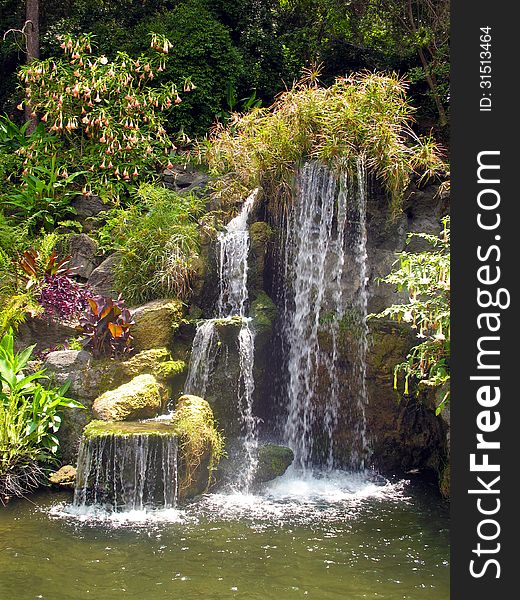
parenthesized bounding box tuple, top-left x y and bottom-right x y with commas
(17, 32, 193, 198)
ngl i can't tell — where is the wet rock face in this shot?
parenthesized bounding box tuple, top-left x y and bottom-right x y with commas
(255, 444, 294, 483)
(259, 179, 449, 479)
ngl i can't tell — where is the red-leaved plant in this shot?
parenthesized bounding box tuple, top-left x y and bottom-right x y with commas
(78, 295, 134, 358)
(19, 249, 90, 321)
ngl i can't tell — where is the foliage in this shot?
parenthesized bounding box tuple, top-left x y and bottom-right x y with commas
(0, 329, 83, 501)
(16, 31, 191, 199)
(203, 72, 446, 213)
(371, 216, 450, 412)
(131, 0, 244, 136)
(101, 184, 207, 304)
(172, 395, 225, 493)
(78, 295, 134, 358)
(4, 156, 85, 231)
(37, 273, 90, 322)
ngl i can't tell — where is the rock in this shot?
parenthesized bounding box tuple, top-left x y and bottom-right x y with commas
(92, 374, 167, 421)
(49, 465, 77, 489)
(131, 299, 185, 352)
(172, 395, 224, 499)
(87, 254, 118, 297)
(15, 317, 78, 353)
(71, 195, 109, 232)
(121, 347, 186, 383)
(250, 291, 277, 334)
(248, 221, 272, 293)
(162, 164, 209, 194)
(44, 347, 187, 460)
(255, 445, 294, 483)
(68, 233, 99, 279)
(78, 420, 179, 508)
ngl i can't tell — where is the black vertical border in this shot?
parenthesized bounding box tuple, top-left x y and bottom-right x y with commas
(451, 1, 516, 596)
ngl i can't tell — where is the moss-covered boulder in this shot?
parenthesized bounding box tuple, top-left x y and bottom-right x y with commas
(92, 374, 168, 421)
(172, 394, 224, 499)
(44, 348, 187, 463)
(131, 299, 185, 352)
(255, 444, 294, 483)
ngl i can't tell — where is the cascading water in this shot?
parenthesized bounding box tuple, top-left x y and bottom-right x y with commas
(281, 160, 369, 471)
(73, 427, 178, 511)
(184, 189, 259, 491)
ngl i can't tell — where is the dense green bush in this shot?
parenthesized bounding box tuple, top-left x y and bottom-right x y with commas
(132, 0, 244, 136)
(99, 184, 208, 304)
(204, 72, 446, 213)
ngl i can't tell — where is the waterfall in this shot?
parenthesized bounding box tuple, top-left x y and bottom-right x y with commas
(217, 189, 259, 317)
(184, 189, 259, 491)
(281, 161, 369, 470)
(184, 319, 220, 397)
(73, 432, 178, 511)
(234, 322, 258, 491)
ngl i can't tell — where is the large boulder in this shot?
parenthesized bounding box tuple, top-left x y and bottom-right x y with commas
(15, 317, 77, 353)
(87, 254, 118, 297)
(92, 374, 167, 421)
(68, 233, 99, 279)
(172, 394, 224, 499)
(162, 164, 209, 194)
(131, 299, 185, 352)
(255, 444, 294, 483)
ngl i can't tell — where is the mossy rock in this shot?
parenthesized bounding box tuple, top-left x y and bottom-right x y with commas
(172, 394, 225, 499)
(121, 347, 186, 382)
(255, 444, 294, 483)
(248, 221, 272, 293)
(131, 299, 185, 352)
(251, 291, 277, 333)
(439, 461, 450, 498)
(83, 419, 178, 439)
(49, 465, 77, 489)
(92, 374, 168, 421)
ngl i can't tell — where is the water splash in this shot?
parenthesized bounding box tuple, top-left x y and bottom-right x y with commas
(73, 433, 178, 511)
(281, 161, 369, 470)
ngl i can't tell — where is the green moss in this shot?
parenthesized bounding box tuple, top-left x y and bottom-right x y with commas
(251, 291, 277, 332)
(439, 461, 450, 498)
(171, 394, 225, 493)
(83, 419, 178, 439)
(256, 444, 294, 483)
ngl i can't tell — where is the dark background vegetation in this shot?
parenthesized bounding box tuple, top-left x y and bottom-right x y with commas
(1, 0, 449, 138)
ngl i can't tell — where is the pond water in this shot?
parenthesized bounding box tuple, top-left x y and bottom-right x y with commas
(0, 470, 449, 600)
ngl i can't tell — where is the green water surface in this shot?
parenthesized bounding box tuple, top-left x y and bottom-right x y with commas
(0, 474, 449, 600)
